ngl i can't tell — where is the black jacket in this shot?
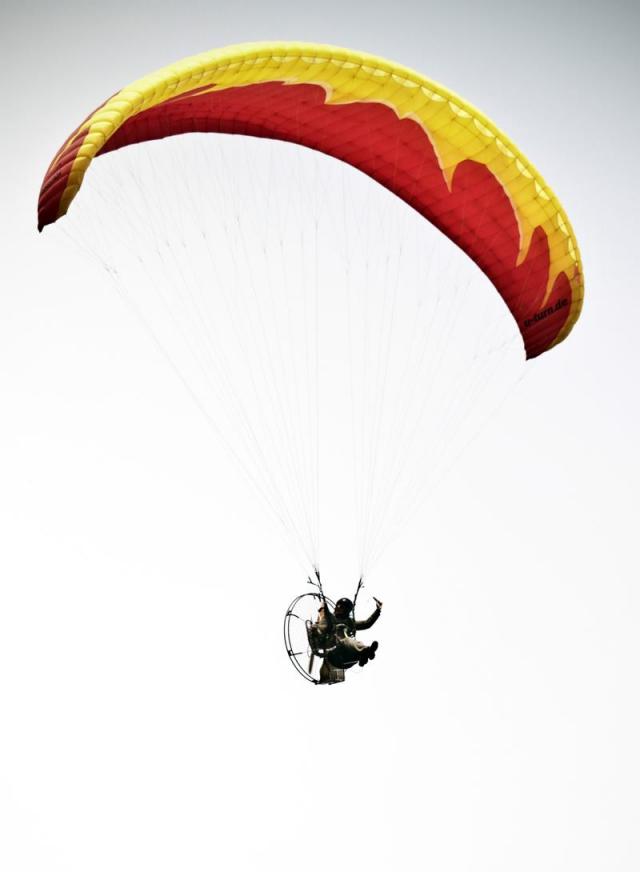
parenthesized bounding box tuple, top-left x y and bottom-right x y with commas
(325, 604, 380, 639)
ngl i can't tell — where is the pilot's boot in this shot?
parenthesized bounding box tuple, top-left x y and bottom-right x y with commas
(358, 641, 379, 667)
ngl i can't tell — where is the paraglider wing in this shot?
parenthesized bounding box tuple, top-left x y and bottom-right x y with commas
(38, 41, 583, 359)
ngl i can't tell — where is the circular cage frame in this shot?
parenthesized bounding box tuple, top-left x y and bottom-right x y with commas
(283, 592, 336, 685)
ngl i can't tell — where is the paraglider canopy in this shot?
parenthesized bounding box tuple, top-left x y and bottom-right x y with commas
(38, 41, 583, 359)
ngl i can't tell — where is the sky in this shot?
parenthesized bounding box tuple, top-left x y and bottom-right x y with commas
(1, 1, 639, 870)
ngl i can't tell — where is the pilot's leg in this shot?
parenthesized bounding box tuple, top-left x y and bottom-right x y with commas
(329, 636, 367, 667)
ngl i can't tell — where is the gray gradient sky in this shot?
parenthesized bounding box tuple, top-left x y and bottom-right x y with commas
(1, 2, 639, 871)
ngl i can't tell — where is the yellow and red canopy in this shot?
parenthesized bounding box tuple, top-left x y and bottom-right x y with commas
(38, 41, 583, 358)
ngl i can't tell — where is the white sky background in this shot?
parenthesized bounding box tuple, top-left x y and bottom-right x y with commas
(1, 1, 639, 870)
